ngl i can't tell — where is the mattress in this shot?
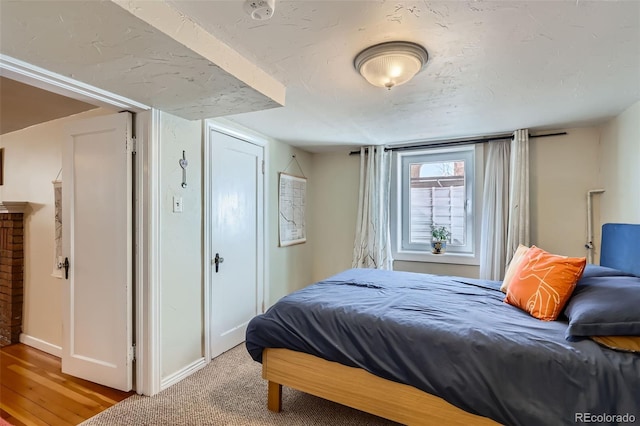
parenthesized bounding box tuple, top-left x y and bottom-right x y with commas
(246, 268, 640, 426)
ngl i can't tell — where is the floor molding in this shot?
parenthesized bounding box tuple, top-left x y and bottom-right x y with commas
(19, 333, 62, 358)
(160, 357, 207, 390)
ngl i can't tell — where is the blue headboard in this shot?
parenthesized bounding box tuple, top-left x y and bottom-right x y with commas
(600, 223, 640, 276)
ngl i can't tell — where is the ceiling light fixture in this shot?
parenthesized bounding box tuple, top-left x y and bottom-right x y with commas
(354, 41, 428, 90)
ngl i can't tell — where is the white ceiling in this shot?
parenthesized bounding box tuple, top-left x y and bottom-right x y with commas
(169, 0, 640, 151)
(0, 0, 283, 120)
(1, 1, 638, 152)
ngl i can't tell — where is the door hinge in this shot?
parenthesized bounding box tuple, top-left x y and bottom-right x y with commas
(127, 136, 137, 154)
(261, 160, 265, 175)
(129, 344, 136, 362)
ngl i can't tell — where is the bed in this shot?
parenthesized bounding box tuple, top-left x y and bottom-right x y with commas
(246, 223, 640, 425)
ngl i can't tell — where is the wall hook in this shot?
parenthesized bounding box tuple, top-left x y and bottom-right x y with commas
(179, 150, 188, 188)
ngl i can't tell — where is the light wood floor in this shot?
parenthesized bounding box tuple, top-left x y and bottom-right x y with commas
(0, 344, 133, 426)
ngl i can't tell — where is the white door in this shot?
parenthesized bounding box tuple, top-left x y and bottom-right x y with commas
(62, 112, 133, 391)
(210, 130, 264, 358)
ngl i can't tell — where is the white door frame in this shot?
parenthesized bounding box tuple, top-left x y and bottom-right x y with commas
(136, 109, 162, 396)
(0, 54, 149, 111)
(203, 119, 269, 360)
(0, 54, 160, 396)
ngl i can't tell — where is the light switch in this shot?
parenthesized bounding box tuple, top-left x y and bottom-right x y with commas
(173, 196, 183, 213)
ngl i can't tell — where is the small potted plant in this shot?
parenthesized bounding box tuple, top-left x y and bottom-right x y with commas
(431, 225, 451, 254)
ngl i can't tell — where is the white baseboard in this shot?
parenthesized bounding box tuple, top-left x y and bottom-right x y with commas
(160, 357, 207, 390)
(19, 333, 62, 358)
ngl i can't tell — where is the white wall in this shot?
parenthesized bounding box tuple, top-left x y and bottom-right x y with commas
(599, 101, 640, 225)
(0, 108, 108, 349)
(309, 126, 603, 280)
(158, 112, 204, 379)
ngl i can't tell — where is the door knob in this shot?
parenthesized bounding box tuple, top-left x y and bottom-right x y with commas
(63, 257, 70, 279)
(214, 253, 224, 273)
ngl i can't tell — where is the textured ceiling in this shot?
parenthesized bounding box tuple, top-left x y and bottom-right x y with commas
(1, 1, 638, 151)
(170, 0, 640, 151)
(0, 0, 284, 120)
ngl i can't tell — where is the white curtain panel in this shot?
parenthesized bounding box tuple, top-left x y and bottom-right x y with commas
(479, 140, 510, 280)
(505, 129, 531, 263)
(352, 146, 393, 270)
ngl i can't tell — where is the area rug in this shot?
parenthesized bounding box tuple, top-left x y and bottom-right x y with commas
(81, 344, 398, 425)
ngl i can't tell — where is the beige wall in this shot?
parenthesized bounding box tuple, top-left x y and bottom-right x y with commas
(308, 151, 360, 282)
(266, 138, 315, 305)
(0, 108, 108, 349)
(599, 100, 640, 225)
(308, 150, 482, 279)
(529, 127, 601, 258)
(309, 126, 603, 280)
(158, 112, 204, 379)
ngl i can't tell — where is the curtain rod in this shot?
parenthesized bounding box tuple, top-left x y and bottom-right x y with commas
(348, 132, 567, 155)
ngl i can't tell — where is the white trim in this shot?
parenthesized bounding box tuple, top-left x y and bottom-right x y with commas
(145, 109, 163, 396)
(263, 139, 271, 309)
(0, 54, 149, 112)
(393, 251, 481, 266)
(202, 119, 212, 362)
(135, 112, 147, 395)
(391, 144, 484, 266)
(203, 118, 269, 359)
(206, 118, 268, 148)
(19, 334, 62, 358)
(0, 202, 29, 214)
(133, 110, 161, 396)
(160, 357, 207, 390)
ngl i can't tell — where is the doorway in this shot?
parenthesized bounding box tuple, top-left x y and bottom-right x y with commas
(0, 58, 150, 393)
(205, 121, 266, 359)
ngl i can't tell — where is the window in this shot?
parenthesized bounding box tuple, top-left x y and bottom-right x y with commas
(392, 145, 483, 264)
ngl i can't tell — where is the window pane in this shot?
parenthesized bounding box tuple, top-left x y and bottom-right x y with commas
(409, 160, 465, 245)
(396, 145, 478, 260)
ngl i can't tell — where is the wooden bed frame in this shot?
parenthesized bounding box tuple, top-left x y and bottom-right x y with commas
(262, 348, 498, 425)
(259, 224, 640, 425)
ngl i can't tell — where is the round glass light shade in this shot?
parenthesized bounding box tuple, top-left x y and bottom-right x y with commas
(354, 42, 428, 89)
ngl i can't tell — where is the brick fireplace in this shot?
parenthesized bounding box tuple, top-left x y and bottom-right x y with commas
(0, 202, 28, 346)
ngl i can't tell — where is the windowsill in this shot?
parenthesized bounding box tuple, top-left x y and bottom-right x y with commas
(393, 250, 480, 266)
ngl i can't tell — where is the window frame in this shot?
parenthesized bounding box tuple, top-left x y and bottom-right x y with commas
(391, 144, 483, 265)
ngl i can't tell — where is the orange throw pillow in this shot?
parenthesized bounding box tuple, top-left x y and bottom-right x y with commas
(505, 246, 586, 321)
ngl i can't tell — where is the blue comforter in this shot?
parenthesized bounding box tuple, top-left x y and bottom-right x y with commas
(246, 268, 640, 425)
